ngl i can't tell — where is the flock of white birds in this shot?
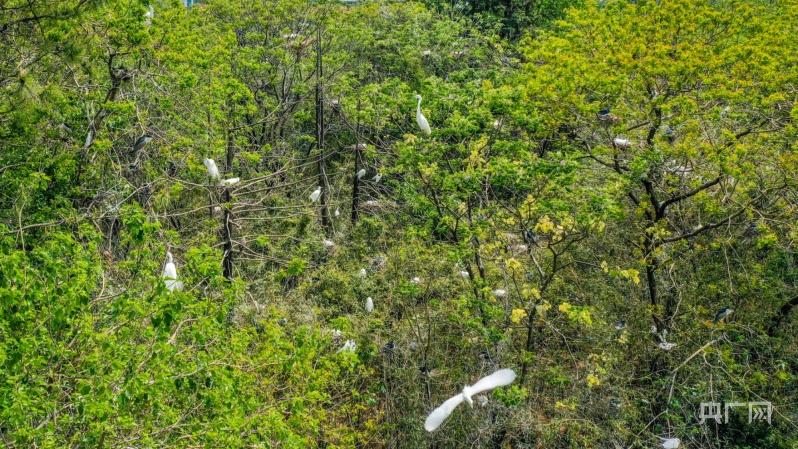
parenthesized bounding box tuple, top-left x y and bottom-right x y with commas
(159, 95, 684, 445)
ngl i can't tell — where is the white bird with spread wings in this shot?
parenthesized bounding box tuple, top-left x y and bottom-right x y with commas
(424, 368, 517, 432)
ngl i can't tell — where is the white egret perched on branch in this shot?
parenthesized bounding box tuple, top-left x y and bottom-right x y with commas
(424, 369, 517, 432)
(309, 186, 322, 203)
(613, 137, 632, 148)
(660, 437, 681, 449)
(415, 94, 431, 136)
(220, 177, 240, 186)
(203, 158, 220, 181)
(373, 173, 382, 183)
(337, 340, 356, 353)
(365, 297, 374, 313)
(357, 168, 366, 180)
(162, 251, 183, 292)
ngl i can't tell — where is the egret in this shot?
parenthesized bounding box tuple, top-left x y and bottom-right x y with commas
(203, 158, 220, 180)
(655, 327, 676, 350)
(162, 251, 184, 292)
(365, 297, 374, 313)
(356, 168, 366, 180)
(323, 239, 335, 249)
(337, 340, 356, 353)
(415, 94, 432, 136)
(220, 177, 240, 186)
(493, 289, 507, 298)
(713, 307, 733, 323)
(144, 4, 154, 25)
(459, 270, 470, 279)
(510, 244, 528, 253)
(613, 137, 632, 148)
(373, 173, 382, 183)
(359, 268, 367, 278)
(421, 49, 432, 56)
(660, 437, 681, 449)
(334, 208, 341, 217)
(658, 341, 677, 351)
(411, 276, 421, 284)
(424, 368, 517, 432)
(309, 186, 322, 202)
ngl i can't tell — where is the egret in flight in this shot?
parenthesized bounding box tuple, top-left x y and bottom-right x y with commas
(424, 369, 517, 432)
(415, 94, 431, 136)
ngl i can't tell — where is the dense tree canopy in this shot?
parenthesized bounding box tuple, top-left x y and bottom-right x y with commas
(1, 0, 796, 448)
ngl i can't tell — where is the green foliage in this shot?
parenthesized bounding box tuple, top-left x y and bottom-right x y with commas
(1, 0, 797, 448)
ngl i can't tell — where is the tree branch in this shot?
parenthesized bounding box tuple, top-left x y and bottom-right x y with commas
(658, 175, 723, 216)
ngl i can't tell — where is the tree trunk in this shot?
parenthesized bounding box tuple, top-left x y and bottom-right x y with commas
(222, 126, 235, 280)
(315, 25, 332, 236)
(351, 142, 362, 223)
